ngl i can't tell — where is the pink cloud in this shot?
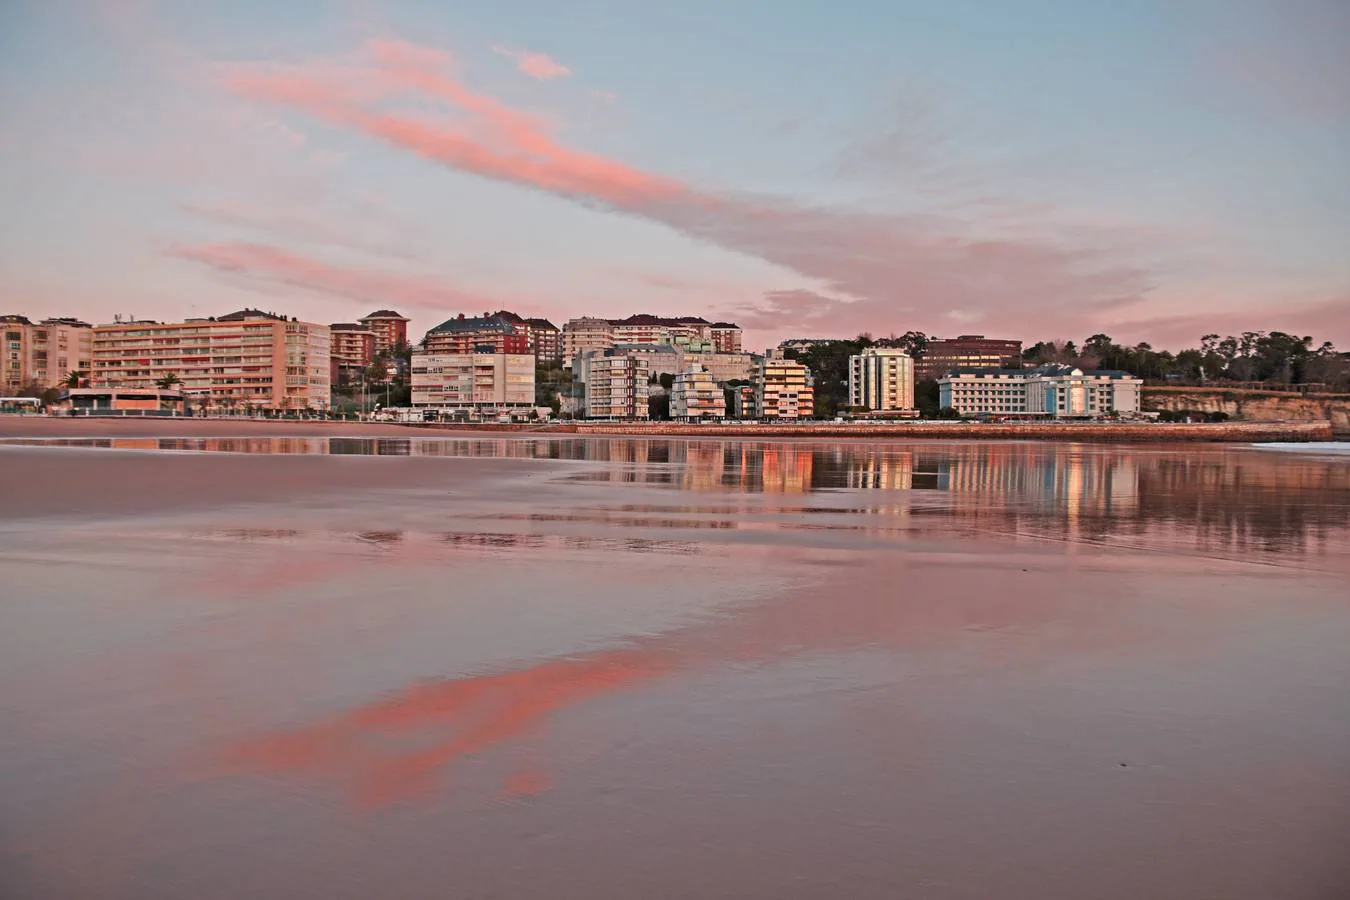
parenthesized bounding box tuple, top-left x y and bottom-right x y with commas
(491, 45, 571, 81)
(222, 37, 1188, 341)
(168, 241, 509, 314)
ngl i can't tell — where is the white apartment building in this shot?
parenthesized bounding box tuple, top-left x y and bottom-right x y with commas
(671, 364, 726, 420)
(410, 351, 535, 413)
(939, 365, 1143, 418)
(576, 352, 650, 419)
(92, 310, 331, 411)
(755, 357, 815, 420)
(848, 348, 915, 412)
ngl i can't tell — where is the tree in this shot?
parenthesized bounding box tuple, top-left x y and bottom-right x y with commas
(658, 372, 674, 391)
(915, 378, 941, 418)
(64, 370, 86, 388)
(155, 372, 183, 390)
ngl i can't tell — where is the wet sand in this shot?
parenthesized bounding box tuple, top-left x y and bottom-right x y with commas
(2, 437, 1349, 899)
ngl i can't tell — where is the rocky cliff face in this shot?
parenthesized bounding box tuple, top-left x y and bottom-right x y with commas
(1143, 389, 1350, 434)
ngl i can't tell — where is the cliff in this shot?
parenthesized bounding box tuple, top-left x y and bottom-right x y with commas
(1143, 388, 1350, 435)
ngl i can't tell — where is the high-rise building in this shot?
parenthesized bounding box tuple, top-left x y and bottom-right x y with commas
(492, 310, 563, 363)
(410, 351, 535, 414)
(755, 357, 815, 420)
(562, 317, 616, 365)
(91, 309, 331, 410)
(671, 364, 727, 420)
(848, 348, 915, 412)
(358, 310, 410, 355)
(1, 315, 95, 392)
(423, 314, 529, 356)
(938, 365, 1142, 418)
(576, 352, 650, 419)
(916, 335, 1022, 381)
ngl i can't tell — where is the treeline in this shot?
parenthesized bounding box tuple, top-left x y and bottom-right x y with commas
(786, 330, 1349, 419)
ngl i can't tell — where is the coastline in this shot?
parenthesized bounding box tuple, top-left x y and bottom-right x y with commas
(0, 415, 1334, 443)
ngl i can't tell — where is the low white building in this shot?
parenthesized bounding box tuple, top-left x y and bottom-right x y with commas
(411, 351, 535, 417)
(848, 348, 914, 412)
(671, 364, 726, 420)
(939, 365, 1142, 418)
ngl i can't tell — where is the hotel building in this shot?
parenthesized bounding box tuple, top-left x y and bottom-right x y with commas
(91, 309, 331, 411)
(938, 365, 1142, 418)
(409, 351, 535, 414)
(755, 357, 815, 420)
(671, 364, 727, 421)
(916, 335, 1023, 381)
(848, 348, 915, 412)
(2, 315, 94, 391)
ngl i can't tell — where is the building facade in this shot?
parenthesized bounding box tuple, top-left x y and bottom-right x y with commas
(576, 353, 650, 419)
(492, 310, 563, 363)
(916, 335, 1023, 381)
(2, 315, 94, 392)
(848, 348, 915, 412)
(671, 364, 727, 420)
(562, 317, 616, 365)
(755, 357, 815, 420)
(710, 322, 743, 353)
(409, 351, 535, 413)
(423, 314, 529, 356)
(358, 310, 410, 355)
(91, 310, 331, 411)
(329, 323, 376, 384)
(938, 365, 1142, 418)
(699, 352, 757, 385)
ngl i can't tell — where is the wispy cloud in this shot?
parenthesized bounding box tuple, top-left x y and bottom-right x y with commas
(223, 37, 1169, 339)
(168, 241, 508, 314)
(491, 45, 571, 81)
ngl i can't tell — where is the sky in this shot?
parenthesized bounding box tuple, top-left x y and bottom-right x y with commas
(1, 0, 1347, 352)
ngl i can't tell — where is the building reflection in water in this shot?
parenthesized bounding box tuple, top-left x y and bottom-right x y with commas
(11, 435, 1348, 559)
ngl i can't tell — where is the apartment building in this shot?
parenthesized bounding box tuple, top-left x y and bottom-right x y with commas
(423, 314, 529, 355)
(671, 364, 727, 420)
(848, 348, 915, 412)
(727, 384, 757, 419)
(492, 310, 563, 363)
(329, 323, 376, 384)
(755, 357, 815, 420)
(562, 317, 615, 365)
(1, 315, 94, 391)
(916, 335, 1022, 380)
(91, 309, 331, 411)
(938, 365, 1142, 418)
(410, 351, 535, 414)
(576, 352, 650, 419)
(711, 322, 743, 353)
(358, 310, 409, 355)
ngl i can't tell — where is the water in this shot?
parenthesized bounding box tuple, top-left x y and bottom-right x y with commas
(2, 437, 1348, 899)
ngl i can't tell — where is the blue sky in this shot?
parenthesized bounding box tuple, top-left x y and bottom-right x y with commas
(1, 0, 1346, 349)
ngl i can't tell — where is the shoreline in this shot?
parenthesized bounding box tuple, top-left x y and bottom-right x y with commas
(0, 415, 1334, 443)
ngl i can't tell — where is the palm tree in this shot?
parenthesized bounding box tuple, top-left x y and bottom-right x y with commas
(64, 370, 86, 389)
(155, 372, 183, 390)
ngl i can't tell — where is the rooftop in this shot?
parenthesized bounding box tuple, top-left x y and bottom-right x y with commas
(217, 308, 287, 322)
(360, 309, 409, 321)
(330, 322, 375, 332)
(428, 314, 520, 334)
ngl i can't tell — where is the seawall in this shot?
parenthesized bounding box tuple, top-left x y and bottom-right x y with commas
(1143, 388, 1350, 435)
(540, 420, 1334, 442)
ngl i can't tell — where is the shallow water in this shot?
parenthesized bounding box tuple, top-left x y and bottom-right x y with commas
(2, 438, 1348, 899)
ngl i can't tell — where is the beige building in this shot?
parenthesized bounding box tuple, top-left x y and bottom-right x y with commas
(2, 315, 94, 392)
(576, 352, 649, 419)
(410, 351, 535, 413)
(91, 309, 331, 411)
(848, 348, 914, 412)
(671, 364, 726, 420)
(563, 317, 616, 366)
(755, 357, 815, 420)
(699, 352, 756, 385)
